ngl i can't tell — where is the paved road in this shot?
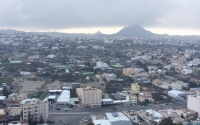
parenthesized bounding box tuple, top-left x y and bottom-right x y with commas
(49, 102, 187, 125)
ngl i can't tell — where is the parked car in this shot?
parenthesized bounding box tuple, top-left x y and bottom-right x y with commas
(56, 107, 61, 110)
(46, 120, 55, 123)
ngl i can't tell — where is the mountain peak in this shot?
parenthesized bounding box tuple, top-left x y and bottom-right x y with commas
(114, 24, 156, 37)
(95, 31, 102, 34)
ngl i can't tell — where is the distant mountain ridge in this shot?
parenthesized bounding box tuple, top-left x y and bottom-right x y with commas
(113, 24, 157, 37)
(0, 25, 163, 37)
(0, 29, 24, 33)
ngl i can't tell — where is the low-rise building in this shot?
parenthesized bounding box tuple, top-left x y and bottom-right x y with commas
(158, 109, 181, 118)
(138, 93, 154, 103)
(103, 73, 117, 82)
(102, 99, 114, 106)
(92, 112, 132, 125)
(126, 94, 137, 105)
(129, 83, 140, 94)
(176, 109, 197, 120)
(168, 90, 187, 101)
(123, 110, 139, 124)
(0, 108, 6, 122)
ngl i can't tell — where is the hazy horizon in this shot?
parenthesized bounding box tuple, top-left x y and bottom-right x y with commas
(1, 0, 200, 35)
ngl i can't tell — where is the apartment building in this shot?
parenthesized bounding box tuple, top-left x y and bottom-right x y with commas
(76, 87, 102, 107)
(138, 93, 154, 102)
(22, 98, 48, 122)
(131, 83, 140, 92)
(187, 91, 200, 118)
(0, 108, 6, 122)
(123, 68, 142, 77)
(126, 94, 137, 105)
(123, 68, 134, 76)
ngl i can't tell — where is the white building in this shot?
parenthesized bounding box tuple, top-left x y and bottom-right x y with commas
(145, 109, 163, 119)
(126, 94, 137, 105)
(138, 93, 154, 102)
(46, 54, 56, 59)
(92, 112, 132, 125)
(181, 66, 192, 74)
(95, 60, 109, 70)
(187, 91, 200, 118)
(168, 90, 187, 101)
(22, 98, 48, 122)
(57, 90, 70, 104)
(20, 72, 32, 76)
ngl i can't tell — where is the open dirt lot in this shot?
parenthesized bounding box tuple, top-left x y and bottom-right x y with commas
(16, 80, 45, 95)
(41, 80, 61, 90)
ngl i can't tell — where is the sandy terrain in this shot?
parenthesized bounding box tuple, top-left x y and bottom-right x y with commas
(17, 80, 45, 95)
(41, 80, 61, 90)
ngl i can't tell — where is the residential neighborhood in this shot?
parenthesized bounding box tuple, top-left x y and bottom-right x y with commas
(0, 30, 200, 125)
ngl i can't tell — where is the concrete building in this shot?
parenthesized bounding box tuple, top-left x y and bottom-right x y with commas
(176, 109, 197, 120)
(126, 94, 137, 105)
(92, 112, 132, 125)
(71, 83, 80, 90)
(22, 98, 48, 122)
(103, 73, 117, 82)
(0, 108, 6, 122)
(145, 109, 163, 119)
(168, 90, 187, 101)
(138, 93, 154, 103)
(187, 91, 200, 118)
(9, 107, 22, 117)
(95, 60, 109, 70)
(131, 83, 140, 92)
(158, 109, 181, 118)
(102, 99, 114, 106)
(57, 90, 70, 105)
(76, 87, 102, 107)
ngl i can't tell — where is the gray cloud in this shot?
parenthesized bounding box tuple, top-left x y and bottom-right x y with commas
(0, 0, 200, 30)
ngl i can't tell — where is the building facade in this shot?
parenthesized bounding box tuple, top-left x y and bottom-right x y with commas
(187, 91, 200, 118)
(126, 94, 137, 105)
(131, 83, 140, 92)
(138, 93, 154, 102)
(22, 98, 48, 122)
(76, 87, 102, 107)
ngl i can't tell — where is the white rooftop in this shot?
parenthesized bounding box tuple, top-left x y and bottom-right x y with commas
(47, 95, 56, 99)
(145, 109, 163, 119)
(102, 99, 113, 102)
(168, 90, 185, 95)
(57, 90, 70, 103)
(0, 96, 6, 100)
(49, 90, 62, 93)
(106, 112, 130, 122)
(113, 100, 122, 103)
(93, 120, 111, 125)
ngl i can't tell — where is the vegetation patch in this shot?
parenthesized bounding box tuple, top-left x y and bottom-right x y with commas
(0, 77, 14, 85)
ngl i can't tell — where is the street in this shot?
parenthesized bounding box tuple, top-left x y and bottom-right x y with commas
(48, 102, 187, 125)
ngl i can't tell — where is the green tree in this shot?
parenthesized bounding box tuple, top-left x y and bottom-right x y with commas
(3, 87, 9, 97)
(158, 117, 183, 125)
(87, 122, 94, 125)
(39, 114, 44, 124)
(158, 117, 173, 125)
(28, 112, 33, 125)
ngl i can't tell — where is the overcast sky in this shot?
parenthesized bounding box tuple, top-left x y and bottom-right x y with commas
(1, 0, 200, 35)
